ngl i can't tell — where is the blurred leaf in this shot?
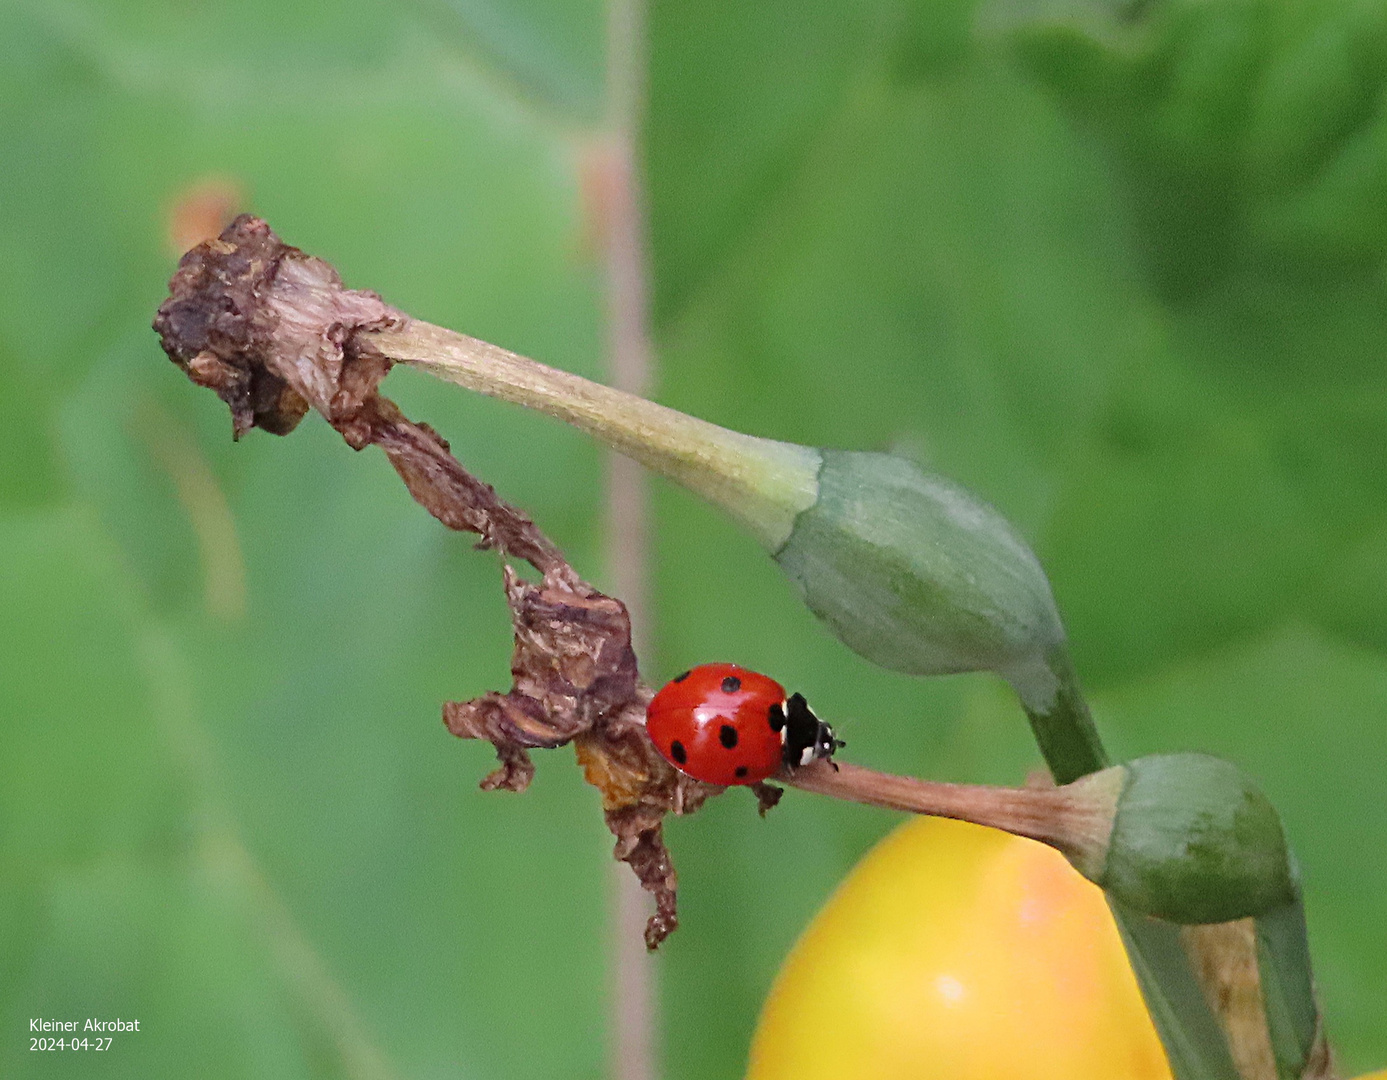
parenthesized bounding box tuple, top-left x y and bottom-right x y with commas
(998, 0, 1387, 290)
(0, 343, 65, 508)
(4, 0, 1387, 1075)
(0, 511, 179, 876)
(423, 0, 607, 117)
(647, 0, 893, 320)
(0, 510, 312, 1079)
(1304, 517, 1387, 654)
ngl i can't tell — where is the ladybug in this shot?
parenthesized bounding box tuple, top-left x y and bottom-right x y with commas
(645, 663, 844, 786)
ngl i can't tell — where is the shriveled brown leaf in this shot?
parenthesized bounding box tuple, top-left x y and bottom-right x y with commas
(153, 214, 732, 946)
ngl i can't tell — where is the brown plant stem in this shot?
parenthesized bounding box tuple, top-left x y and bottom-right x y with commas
(1182, 921, 1279, 1080)
(598, 0, 659, 1072)
(785, 760, 1121, 876)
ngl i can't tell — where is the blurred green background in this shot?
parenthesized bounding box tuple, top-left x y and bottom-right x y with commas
(3, 0, 1386, 1076)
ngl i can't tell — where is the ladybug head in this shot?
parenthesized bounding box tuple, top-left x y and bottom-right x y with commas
(814, 718, 846, 762)
(783, 692, 846, 770)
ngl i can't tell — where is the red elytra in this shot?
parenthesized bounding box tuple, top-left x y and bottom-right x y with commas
(646, 663, 787, 786)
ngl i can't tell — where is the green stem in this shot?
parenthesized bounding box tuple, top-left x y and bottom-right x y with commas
(1114, 908, 1243, 1080)
(1007, 643, 1110, 785)
(1256, 895, 1327, 1077)
(376, 321, 820, 551)
(1005, 647, 1274, 1080)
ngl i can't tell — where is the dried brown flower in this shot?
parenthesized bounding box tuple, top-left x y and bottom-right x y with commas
(153, 214, 732, 947)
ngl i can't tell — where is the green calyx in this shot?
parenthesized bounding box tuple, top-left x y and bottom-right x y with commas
(1095, 753, 1297, 925)
(774, 449, 1068, 681)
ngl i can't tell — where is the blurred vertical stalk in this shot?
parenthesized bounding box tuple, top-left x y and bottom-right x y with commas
(600, 1, 660, 1079)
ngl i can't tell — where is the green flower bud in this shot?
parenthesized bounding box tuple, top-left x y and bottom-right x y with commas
(1074, 753, 1298, 925)
(390, 326, 1070, 689)
(774, 449, 1068, 681)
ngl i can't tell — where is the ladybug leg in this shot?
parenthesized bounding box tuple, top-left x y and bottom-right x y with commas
(751, 781, 783, 817)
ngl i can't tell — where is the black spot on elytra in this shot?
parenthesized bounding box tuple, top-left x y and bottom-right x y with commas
(719, 724, 739, 749)
(673, 670, 691, 683)
(721, 675, 741, 693)
(768, 703, 785, 732)
(735, 766, 749, 779)
(670, 740, 687, 764)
